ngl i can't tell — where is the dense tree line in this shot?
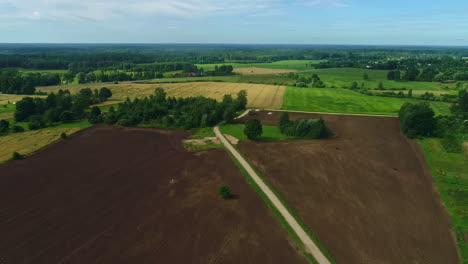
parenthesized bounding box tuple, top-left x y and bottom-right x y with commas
(0, 71, 61, 94)
(14, 87, 112, 130)
(102, 89, 247, 129)
(279, 112, 331, 138)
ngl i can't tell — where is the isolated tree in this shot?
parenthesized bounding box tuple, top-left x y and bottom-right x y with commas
(244, 118, 263, 140)
(236, 90, 248, 110)
(99, 87, 112, 101)
(363, 73, 369, 80)
(408, 89, 413, 98)
(219, 186, 232, 199)
(60, 132, 67, 139)
(351, 81, 359, 90)
(11, 152, 23, 160)
(378, 81, 384, 89)
(0, 119, 9, 133)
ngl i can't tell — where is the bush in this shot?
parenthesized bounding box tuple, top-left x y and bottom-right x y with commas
(0, 119, 9, 133)
(399, 102, 436, 138)
(12, 125, 25, 133)
(244, 118, 263, 140)
(11, 152, 23, 160)
(278, 112, 331, 139)
(60, 132, 67, 139)
(441, 134, 463, 153)
(219, 186, 232, 199)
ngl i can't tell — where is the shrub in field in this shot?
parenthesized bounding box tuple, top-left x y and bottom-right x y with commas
(0, 119, 9, 133)
(279, 112, 331, 139)
(399, 102, 436, 138)
(11, 125, 24, 133)
(60, 132, 67, 139)
(441, 134, 463, 153)
(219, 186, 232, 199)
(11, 152, 23, 160)
(244, 118, 263, 140)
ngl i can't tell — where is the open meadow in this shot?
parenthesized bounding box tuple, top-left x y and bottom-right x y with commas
(234, 111, 460, 264)
(39, 82, 286, 109)
(300, 68, 457, 91)
(282, 87, 452, 116)
(0, 125, 308, 264)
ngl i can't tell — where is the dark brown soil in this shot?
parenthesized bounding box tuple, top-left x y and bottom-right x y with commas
(0, 125, 308, 264)
(238, 111, 460, 264)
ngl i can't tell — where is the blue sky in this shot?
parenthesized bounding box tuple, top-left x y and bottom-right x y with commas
(0, 0, 467, 45)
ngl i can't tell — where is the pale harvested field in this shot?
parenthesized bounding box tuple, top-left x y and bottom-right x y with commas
(234, 67, 296, 75)
(0, 128, 80, 163)
(464, 142, 468, 155)
(39, 82, 286, 109)
(0, 94, 45, 104)
(0, 113, 13, 120)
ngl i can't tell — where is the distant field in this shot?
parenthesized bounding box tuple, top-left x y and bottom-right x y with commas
(233, 67, 296, 75)
(370, 89, 453, 95)
(300, 68, 456, 91)
(0, 127, 80, 163)
(197, 60, 327, 71)
(282, 87, 451, 116)
(39, 82, 286, 109)
(0, 94, 44, 104)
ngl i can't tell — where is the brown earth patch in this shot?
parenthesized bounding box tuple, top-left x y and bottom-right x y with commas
(234, 67, 297, 75)
(0, 112, 13, 120)
(0, 125, 308, 264)
(236, 110, 460, 264)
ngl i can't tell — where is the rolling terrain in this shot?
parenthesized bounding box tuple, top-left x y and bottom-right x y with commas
(0, 125, 308, 264)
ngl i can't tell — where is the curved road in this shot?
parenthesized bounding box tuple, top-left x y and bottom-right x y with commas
(214, 110, 332, 264)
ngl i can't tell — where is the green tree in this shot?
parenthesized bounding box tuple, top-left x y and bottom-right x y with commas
(219, 186, 232, 199)
(363, 73, 369, 80)
(408, 89, 413, 98)
(223, 107, 236, 123)
(378, 81, 384, 89)
(236, 90, 248, 110)
(244, 118, 263, 140)
(279, 112, 291, 133)
(351, 81, 358, 90)
(11, 152, 23, 160)
(0, 119, 9, 133)
(99, 87, 112, 101)
(399, 102, 436, 138)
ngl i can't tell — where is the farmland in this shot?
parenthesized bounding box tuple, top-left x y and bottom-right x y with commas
(0, 127, 81, 163)
(282, 87, 452, 116)
(0, 125, 308, 264)
(196, 60, 327, 71)
(299, 68, 457, 91)
(0, 94, 45, 104)
(235, 111, 460, 264)
(233, 67, 296, 75)
(39, 82, 286, 109)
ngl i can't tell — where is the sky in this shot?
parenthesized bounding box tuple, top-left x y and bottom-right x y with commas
(0, 0, 467, 45)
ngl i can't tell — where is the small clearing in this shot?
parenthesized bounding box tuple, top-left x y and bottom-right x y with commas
(224, 134, 239, 145)
(234, 67, 296, 75)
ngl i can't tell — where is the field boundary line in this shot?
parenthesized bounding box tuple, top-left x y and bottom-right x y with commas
(264, 108, 398, 117)
(214, 111, 332, 264)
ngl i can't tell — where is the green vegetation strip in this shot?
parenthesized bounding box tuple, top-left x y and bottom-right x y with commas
(219, 124, 300, 141)
(282, 87, 451, 116)
(420, 138, 468, 262)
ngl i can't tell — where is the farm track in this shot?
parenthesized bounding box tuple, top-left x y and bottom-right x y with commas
(215, 110, 332, 264)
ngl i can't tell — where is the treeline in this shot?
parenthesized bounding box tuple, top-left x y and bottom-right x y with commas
(279, 112, 331, 139)
(0, 71, 62, 94)
(102, 89, 247, 129)
(13, 87, 112, 130)
(399, 89, 468, 152)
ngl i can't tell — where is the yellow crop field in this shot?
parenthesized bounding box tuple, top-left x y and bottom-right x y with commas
(233, 67, 296, 75)
(0, 128, 80, 163)
(0, 94, 45, 104)
(39, 82, 286, 109)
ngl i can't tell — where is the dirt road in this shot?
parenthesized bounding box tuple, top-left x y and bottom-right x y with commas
(214, 119, 332, 264)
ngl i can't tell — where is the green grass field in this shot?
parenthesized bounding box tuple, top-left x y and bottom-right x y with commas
(282, 87, 451, 116)
(196, 60, 327, 71)
(299, 68, 456, 91)
(220, 124, 298, 141)
(0, 104, 15, 115)
(420, 138, 468, 262)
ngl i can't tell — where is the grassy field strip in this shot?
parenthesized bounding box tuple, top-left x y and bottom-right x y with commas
(282, 87, 451, 116)
(264, 109, 397, 117)
(214, 121, 332, 264)
(0, 128, 81, 163)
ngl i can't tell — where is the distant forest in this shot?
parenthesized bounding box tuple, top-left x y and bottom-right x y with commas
(1, 44, 468, 94)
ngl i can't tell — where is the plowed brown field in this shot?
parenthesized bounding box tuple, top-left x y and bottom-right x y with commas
(0, 125, 308, 264)
(237, 111, 460, 264)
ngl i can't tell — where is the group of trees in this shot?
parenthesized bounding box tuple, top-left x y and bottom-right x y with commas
(0, 71, 62, 94)
(279, 112, 331, 138)
(101, 89, 247, 129)
(287, 73, 326, 88)
(13, 87, 112, 130)
(399, 89, 468, 152)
